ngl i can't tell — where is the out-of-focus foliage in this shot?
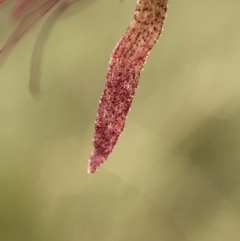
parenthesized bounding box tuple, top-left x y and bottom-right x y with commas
(1, 0, 240, 240)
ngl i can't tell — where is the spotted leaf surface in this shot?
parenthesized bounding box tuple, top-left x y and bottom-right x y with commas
(88, 0, 169, 173)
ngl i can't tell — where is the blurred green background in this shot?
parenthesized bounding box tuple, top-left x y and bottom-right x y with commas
(1, 0, 240, 240)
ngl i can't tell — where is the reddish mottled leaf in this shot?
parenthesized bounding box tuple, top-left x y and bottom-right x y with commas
(88, 0, 169, 173)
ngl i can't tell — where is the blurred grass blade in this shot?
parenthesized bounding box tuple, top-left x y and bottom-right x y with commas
(0, 0, 59, 67)
(29, 1, 77, 97)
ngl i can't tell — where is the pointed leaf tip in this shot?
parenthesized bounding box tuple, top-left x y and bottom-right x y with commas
(88, 152, 106, 174)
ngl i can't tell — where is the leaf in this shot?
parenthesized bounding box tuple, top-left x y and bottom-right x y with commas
(88, 0, 169, 173)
